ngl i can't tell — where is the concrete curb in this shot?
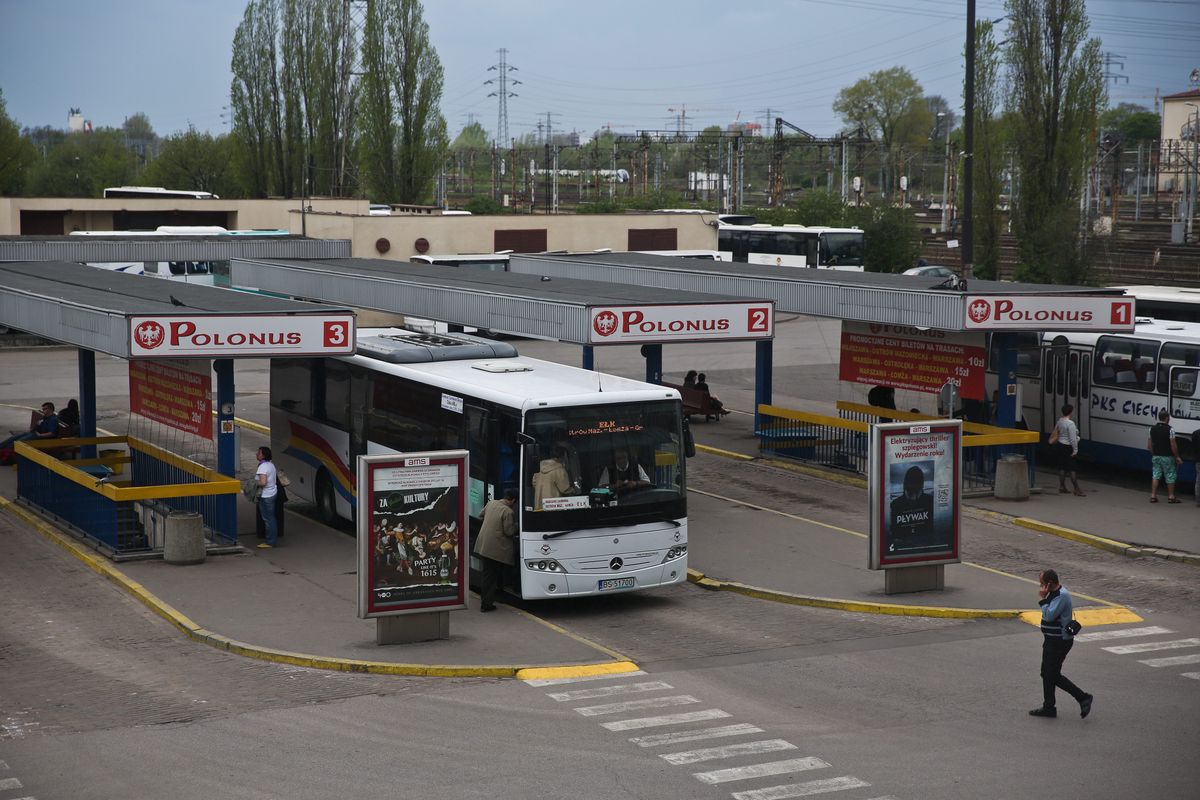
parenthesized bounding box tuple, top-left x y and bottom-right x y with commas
(0, 496, 640, 679)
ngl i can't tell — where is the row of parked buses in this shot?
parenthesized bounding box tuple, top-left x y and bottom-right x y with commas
(71, 226, 290, 285)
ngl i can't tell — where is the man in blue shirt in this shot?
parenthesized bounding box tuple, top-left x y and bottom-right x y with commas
(0, 402, 59, 453)
(1030, 569, 1093, 719)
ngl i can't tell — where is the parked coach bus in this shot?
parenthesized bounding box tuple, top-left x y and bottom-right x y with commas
(717, 223, 865, 271)
(270, 329, 692, 599)
(989, 318, 1199, 481)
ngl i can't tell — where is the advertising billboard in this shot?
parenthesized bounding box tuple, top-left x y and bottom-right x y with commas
(869, 421, 962, 569)
(128, 359, 212, 439)
(356, 450, 469, 618)
(588, 302, 774, 345)
(839, 322, 987, 400)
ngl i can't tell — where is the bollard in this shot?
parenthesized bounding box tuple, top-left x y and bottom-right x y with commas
(163, 510, 206, 565)
(994, 454, 1030, 501)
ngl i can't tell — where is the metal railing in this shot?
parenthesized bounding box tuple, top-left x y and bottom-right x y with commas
(15, 436, 239, 557)
(755, 402, 1039, 490)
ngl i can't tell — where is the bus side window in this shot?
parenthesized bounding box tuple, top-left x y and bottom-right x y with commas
(1158, 343, 1200, 395)
(1068, 352, 1079, 397)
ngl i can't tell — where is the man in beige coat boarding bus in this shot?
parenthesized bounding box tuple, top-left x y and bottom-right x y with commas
(474, 488, 517, 612)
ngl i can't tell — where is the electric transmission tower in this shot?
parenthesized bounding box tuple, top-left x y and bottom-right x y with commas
(334, 0, 367, 195)
(485, 48, 520, 146)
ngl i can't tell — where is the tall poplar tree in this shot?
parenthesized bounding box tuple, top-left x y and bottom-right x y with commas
(1005, 0, 1105, 284)
(971, 19, 1006, 280)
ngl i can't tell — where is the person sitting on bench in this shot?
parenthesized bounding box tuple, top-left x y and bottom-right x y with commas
(694, 373, 725, 419)
(1, 402, 59, 452)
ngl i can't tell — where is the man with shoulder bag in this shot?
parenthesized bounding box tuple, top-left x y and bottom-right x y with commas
(1029, 568, 1093, 719)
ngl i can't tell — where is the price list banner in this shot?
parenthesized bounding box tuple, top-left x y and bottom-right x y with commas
(840, 322, 987, 401)
(128, 359, 212, 439)
(357, 450, 469, 618)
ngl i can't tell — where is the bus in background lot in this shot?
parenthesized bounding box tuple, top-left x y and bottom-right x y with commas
(1108, 286, 1200, 323)
(717, 223, 865, 271)
(270, 329, 691, 600)
(103, 186, 219, 200)
(70, 226, 289, 284)
(988, 319, 1199, 480)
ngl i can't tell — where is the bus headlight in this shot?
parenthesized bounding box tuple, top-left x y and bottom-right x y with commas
(526, 559, 563, 572)
(661, 545, 687, 563)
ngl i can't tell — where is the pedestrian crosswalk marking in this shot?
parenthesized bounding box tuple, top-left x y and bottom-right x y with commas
(730, 775, 871, 798)
(693, 756, 831, 785)
(630, 723, 764, 748)
(547, 681, 672, 702)
(1182, 672, 1200, 680)
(1139, 653, 1200, 668)
(1074, 625, 1173, 642)
(1103, 637, 1200, 655)
(575, 695, 699, 717)
(0, 778, 24, 790)
(661, 739, 796, 765)
(523, 669, 647, 687)
(600, 708, 731, 731)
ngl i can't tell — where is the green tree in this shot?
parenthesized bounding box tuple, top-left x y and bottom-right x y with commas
(452, 121, 489, 150)
(139, 127, 239, 197)
(1005, 0, 1105, 284)
(833, 67, 929, 194)
(971, 19, 1006, 280)
(122, 112, 157, 168)
(0, 89, 37, 195)
(846, 200, 922, 273)
(358, 0, 447, 204)
(1099, 103, 1159, 143)
(25, 128, 138, 197)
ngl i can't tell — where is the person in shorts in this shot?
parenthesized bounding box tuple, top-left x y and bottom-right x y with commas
(1148, 409, 1182, 503)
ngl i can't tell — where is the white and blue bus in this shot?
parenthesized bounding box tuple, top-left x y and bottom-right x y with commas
(270, 329, 691, 599)
(70, 226, 289, 285)
(992, 319, 1199, 480)
(717, 223, 865, 271)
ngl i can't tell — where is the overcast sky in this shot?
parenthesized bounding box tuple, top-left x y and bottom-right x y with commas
(0, 0, 1195, 141)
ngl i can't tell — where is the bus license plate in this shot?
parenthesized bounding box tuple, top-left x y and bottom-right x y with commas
(598, 577, 636, 591)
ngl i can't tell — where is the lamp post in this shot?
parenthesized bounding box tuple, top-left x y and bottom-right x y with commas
(937, 112, 951, 232)
(1187, 102, 1198, 243)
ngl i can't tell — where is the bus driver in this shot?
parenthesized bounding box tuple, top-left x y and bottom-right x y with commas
(600, 448, 652, 495)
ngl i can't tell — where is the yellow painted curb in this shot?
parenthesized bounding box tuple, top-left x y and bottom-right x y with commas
(0, 496, 636, 679)
(516, 661, 641, 682)
(234, 416, 270, 435)
(708, 577, 1024, 618)
(1018, 607, 1144, 628)
(695, 443, 754, 461)
(759, 457, 868, 488)
(1013, 518, 1137, 557)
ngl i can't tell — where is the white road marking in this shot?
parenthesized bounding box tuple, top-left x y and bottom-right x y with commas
(601, 709, 731, 731)
(1074, 626, 1173, 642)
(693, 756, 831, 785)
(0, 761, 7, 769)
(548, 681, 673, 702)
(1103, 638, 1200, 654)
(662, 739, 796, 765)
(575, 695, 699, 717)
(1182, 672, 1200, 680)
(523, 670, 647, 686)
(630, 723, 764, 748)
(731, 776, 873, 799)
(1139, 653, 1200, 668)
(0, 778, 24, 790)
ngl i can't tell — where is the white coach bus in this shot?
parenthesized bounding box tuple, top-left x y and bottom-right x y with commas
(717, 223, 865, 271)
(270, 329, 692, 599)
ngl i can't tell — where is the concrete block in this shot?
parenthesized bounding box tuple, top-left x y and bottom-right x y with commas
(994, 455, 1030, 501)
(163, 511, 206, 565)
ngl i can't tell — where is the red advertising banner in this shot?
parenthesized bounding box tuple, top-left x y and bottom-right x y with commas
(129, 359, 212, 439)
(840, 322, 987, 401)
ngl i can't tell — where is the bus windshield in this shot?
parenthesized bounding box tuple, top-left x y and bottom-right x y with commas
(820, 233, 865, 267)
(522, 400, 685, 531)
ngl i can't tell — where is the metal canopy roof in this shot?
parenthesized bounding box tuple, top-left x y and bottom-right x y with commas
(0, 235, 350, 263)
(231, 257, 772, 344)
(508, 252, 1126, 332)
(0, 261, 352, 358)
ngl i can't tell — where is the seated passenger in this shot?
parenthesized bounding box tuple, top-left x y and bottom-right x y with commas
(58, 399, 80, 437)
(599, 448, 652, 495)
(532, 445, 572, 510)
(0, 402, 59, 453)
(683, 370, 698, 387)
(694, 373, 725, 419)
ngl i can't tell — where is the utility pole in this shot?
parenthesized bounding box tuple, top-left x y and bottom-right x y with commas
(486, 48, 520, 201)
(962, 0, 976, 276)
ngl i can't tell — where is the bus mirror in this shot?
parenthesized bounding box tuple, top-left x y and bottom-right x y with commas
(683, 418, 696, 458)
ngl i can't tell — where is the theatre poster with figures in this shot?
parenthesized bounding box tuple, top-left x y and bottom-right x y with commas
(868, 421, 962, 570)
(357, 450, 469, 618)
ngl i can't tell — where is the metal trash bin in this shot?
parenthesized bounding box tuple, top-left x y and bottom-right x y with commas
(163, 511, 206, 565)
(994, 454, 1030, 501)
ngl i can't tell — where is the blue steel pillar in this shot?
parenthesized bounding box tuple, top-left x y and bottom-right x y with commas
(994, 332, 1018, 429)
(642, 344, 662, 385)
(77, 349, 97, 459)
(755, 339, 774, 432)
(582, 345, 595, 371)
(214, 359, 238, 540)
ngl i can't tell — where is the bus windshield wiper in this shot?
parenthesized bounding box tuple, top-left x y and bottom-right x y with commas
(543, 528, 581, 540)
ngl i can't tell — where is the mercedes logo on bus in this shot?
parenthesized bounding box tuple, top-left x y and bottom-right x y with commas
(609, 557, 623, 571)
